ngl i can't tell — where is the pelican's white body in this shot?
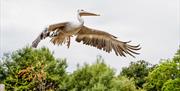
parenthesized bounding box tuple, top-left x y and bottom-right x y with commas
(47, 9, 100, 43)
(58, 9, 98, 36)
(64, 21, 82, 35)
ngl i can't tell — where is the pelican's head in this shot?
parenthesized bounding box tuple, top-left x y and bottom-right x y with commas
(77, 9, 100, 16)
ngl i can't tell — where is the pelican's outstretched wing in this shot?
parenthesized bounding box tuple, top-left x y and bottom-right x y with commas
(31, 29, 49, 48)
(32, 22, 68, 48)
(76, 26, 141, 57)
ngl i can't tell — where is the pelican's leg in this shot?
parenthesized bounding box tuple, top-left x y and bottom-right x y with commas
(67, 36, 71, 48)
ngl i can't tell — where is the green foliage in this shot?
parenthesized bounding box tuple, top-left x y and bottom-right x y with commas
(120, 60, 153, 88)
(0, 66, 3, 82)
(0, 47, 68, 90)
(65, 57, 115, 91)
(161, 78, 180, 91)
(109, 76, 139, 91)
(0, 63, 6, 83)
(65, 57, 141, 91)
(144, 49, 180, 91)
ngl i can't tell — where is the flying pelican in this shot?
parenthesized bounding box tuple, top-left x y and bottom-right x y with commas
(32, 9, 141, 57)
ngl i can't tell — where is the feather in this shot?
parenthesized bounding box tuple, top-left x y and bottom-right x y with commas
(76, 26, 141, 57)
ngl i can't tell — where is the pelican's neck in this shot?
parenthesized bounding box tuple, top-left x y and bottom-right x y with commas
(77, 13, 84, 25)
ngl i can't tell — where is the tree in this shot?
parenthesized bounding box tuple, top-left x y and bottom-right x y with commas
(0, 47, 68, 90)
(144, 48, 180, 91)
(119, 60, 153, 88)
(65, 57, 115, 91)
(65, 56, 142, 91)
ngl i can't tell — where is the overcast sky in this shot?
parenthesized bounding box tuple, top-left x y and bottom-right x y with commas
(0, 0, 179, 73)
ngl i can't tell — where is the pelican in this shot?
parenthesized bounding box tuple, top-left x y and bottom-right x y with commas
(32, 9, 141, 57)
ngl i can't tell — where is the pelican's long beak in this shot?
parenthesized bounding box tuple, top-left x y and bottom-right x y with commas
(80, 11, 100, 16)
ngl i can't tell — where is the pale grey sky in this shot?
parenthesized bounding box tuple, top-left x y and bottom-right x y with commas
(0, 0, 179, 73)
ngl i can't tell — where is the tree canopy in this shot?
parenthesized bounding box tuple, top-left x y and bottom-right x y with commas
(119, 60, 154, 88)
(0, 47, 68, 90)
(0, 46, 179, 91)
(144, 48, 180, 91)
